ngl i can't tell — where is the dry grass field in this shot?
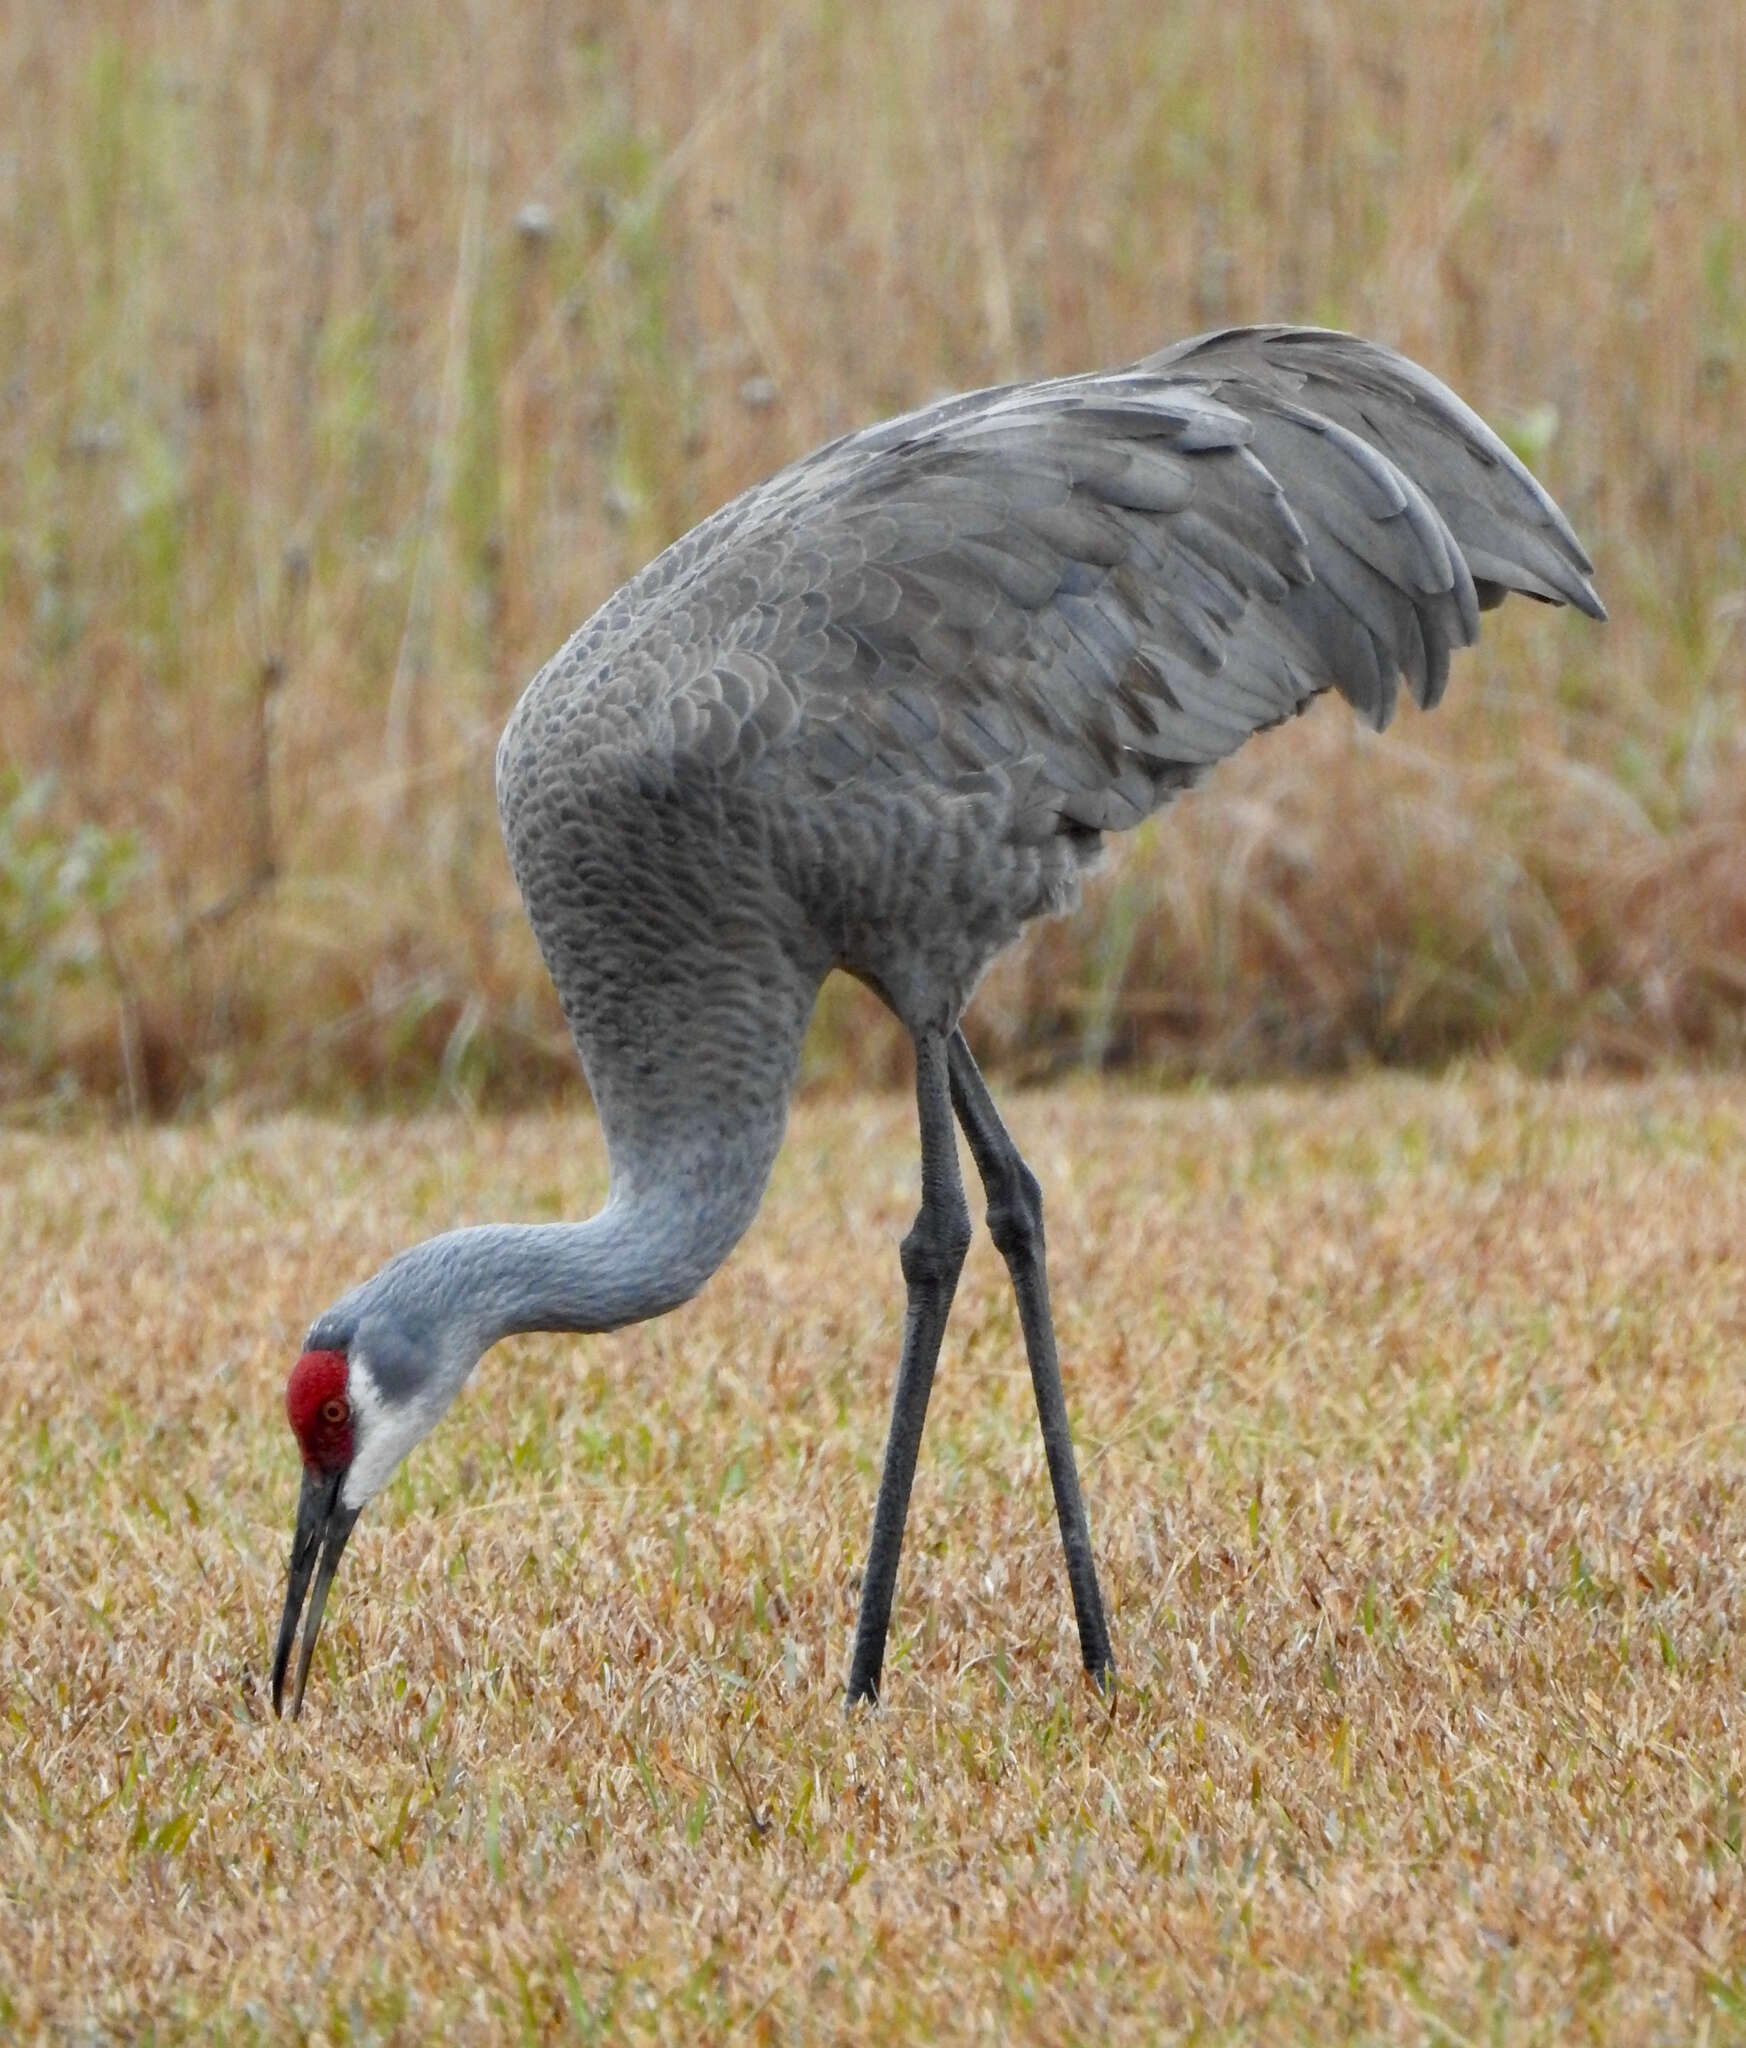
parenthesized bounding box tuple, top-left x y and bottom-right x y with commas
(6, 1074, 1746, 2039)
(2, 0, 1744, 1104)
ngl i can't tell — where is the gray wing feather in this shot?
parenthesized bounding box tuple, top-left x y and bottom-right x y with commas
(524, 326, 1601, 844)
(1146, 326, 1604, 621)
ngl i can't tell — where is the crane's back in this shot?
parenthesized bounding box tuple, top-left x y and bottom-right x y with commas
(494, 325, 1602, 1148)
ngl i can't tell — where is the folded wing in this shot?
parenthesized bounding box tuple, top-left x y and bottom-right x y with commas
(592, 326, 1603, 839)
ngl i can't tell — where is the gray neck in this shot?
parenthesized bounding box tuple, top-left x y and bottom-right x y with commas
(448, 1180, 751, 1347)
(314, 1131, 779, 1414)
(316, 925, 822, 1510)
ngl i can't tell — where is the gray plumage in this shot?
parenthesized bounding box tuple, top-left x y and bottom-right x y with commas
(272, 325, 1603, 1719)
(497, 326, 1598, 1075)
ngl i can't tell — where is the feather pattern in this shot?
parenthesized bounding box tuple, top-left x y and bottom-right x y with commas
(498, 323, 1602, 1068)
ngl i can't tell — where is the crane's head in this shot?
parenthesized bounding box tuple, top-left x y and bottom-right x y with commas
(272, 1248, 495, 1719)
(272, 1346, 365, 1720)
(268, 1228, 544, 1712)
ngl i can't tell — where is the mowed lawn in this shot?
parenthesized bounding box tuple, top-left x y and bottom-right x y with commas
(5, 1076, 1746, 2042)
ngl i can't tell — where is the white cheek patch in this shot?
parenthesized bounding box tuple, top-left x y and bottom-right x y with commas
(341, 1350, 449, 1511)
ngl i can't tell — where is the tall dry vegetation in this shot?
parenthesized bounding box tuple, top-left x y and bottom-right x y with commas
(0, 0, 1743, 1108)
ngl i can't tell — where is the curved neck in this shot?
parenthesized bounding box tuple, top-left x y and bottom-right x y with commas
(327, 1134, 784, 1511)
(325, 932, 826, 1477)
(458, 1170, 759, 1348)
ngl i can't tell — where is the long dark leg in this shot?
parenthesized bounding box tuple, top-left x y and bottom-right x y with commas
(948, 1029, 1115, 1689)
(846, 1029, 972, 1706)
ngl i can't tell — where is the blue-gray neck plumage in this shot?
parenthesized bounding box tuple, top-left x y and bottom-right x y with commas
(310, 1131, 780, 1508)
(309, 892, 823, 1509)
(415, 1178, 757, 1349)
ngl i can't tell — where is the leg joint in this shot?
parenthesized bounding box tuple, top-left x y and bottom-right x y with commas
(901, 1191, 972, 1289)
(985, 1156, 1044, 1263)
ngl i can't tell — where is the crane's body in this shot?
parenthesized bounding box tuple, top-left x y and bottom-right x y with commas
(273, 327, 1603, 1719)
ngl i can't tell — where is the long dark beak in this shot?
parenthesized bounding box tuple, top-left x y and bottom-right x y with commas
(272, 1465, 362, 1720)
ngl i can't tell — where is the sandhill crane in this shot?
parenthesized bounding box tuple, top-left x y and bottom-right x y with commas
(272, 325, 1603, 1719)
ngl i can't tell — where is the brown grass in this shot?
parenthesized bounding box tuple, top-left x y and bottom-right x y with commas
(6, 1074, 1746, 2038)
(1, 0, 1744, 1106)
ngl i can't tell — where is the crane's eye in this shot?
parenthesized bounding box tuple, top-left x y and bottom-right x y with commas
(321, 1397, 349, 1427)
